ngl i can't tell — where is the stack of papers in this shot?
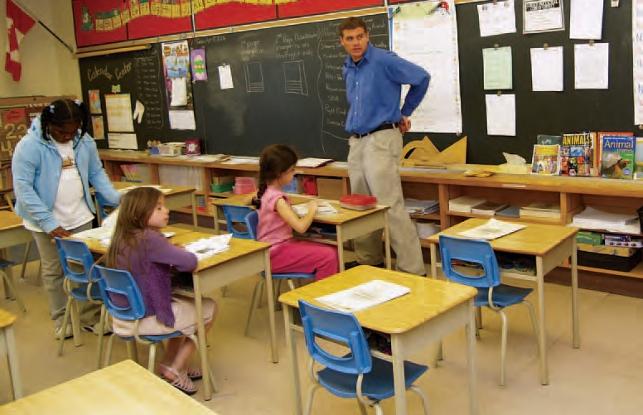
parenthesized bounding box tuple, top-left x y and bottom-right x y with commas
(471, 201, 509, 216)
(405, 199, 439, 215)
(458, 219, 526, 240)
(184, 233, 232, 260)
(296, 158, 333, 168)
(572, 207, 640, 233)
(519, 202, 561, 219)
(292, 201, 338, 217)
(316, 280, 410, 312)
(221, 157, 259, 165)
(449, 196, 487, 213)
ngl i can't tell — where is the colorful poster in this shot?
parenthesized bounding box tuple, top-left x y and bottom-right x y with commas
(91, 116, 105, 140)
(88, 89, 102, 114)
(191, 48, 208, 81)
(162, 40, 195, 129)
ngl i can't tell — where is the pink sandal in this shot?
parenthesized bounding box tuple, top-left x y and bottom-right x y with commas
(159, 364, 198, 395)
(187, 366, 202, 380)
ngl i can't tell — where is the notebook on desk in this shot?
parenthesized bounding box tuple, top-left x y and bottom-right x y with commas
(316, 280, 410, 312)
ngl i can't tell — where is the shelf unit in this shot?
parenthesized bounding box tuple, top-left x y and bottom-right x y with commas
(99, 150, 643, 280)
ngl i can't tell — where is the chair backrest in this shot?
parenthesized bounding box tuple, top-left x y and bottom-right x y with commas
(221, 205, 254, 239)
(245, 210, 259, 240)
(94, 265, 146, 321)
(438, 235, 500, 289)
(54, 238, 97, 284)
(298, 300, 372, 375)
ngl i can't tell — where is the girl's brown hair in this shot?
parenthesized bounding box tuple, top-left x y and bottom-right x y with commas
(252, 144, 298, 208)
(106, 187, 163, 269)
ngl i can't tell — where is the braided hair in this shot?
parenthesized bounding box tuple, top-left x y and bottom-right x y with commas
(252, 144, 298, 209)
(40, 99, 90, 146)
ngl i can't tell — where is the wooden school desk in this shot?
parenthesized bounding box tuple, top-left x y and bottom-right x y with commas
(425, 218, 580, 385)
(0, 308, 21, 401)
(106, 182, 198, 227)
(0, 211, 31, 310)
(279, 266, 479, 415)
(73, 229, 274, 401)
(0, 360, 217, 414)
(212, 194, 392, 271)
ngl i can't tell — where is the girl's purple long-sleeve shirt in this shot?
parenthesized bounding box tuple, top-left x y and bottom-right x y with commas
(116, 229, 197, 327)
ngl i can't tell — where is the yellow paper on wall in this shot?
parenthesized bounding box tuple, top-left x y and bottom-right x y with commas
(204, 0, 216, 8)
(192, 0, 205, 12)
(400, 136, 467, 167)
(140, 2, 151, 15)
(171, 4, 181, 17)
(130, 4, 140, 18)
(159, 3, 171, 17)
(103, 18, 113, 31)
(95, 18, 105, 31)
(181, 1, 191, 16)
(112, 14, 122, 29)
(121, 9, 131, 23)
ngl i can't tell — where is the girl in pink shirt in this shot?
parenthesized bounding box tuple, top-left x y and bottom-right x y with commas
(253, 144, 338, 280)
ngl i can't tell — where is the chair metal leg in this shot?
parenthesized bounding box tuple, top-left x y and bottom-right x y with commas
(287, 279, 296, 291)
(126, 341, 139, 363)
(57, 296, 74, 356)
(498, 309, 508, 387)
(0, 270, 26, 313)
(374, 403, 384, 415)
(303, 384, 320, 415)
(148, 343, 157, 371)
(104, 333, 115, 366)
(70, 300, 82, 347)
(356, 398, 368, 415)
(96, 305, 107, 369)
(410, 385, 430, 415)
(475, 307, 483, 329)
(244, 279, 263, 337)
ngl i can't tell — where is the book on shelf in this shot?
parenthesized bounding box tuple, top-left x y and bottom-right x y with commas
(471, 201, 509, 216)
(559, 132, 595, 176)
(636, 137, 643, 180)
(600, 136, 635, 179)
(531, 144, 561, 175)
(597, 132, 633, 175)
(296, 158, 334, 168)
(519, 202, 561, 219)
(404, 198, 439, 215)
(448, 195, 486, 213)
(495, 205, 520, 218)
(536, 134, 562, 145)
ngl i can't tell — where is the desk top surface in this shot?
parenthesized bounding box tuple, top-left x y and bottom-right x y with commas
(211, 193, 388, 225)
(0, 308, 16, 328)
(111, 181, 195, 196)
(425, 218, 578, 256)
(71, 226, 192, 255)
(279, 266, 476, 334)
(0, 360, 216, 415)
(0, 211, 22, 231)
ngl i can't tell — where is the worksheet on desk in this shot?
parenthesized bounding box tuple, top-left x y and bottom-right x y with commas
(316, 280, 410, 312)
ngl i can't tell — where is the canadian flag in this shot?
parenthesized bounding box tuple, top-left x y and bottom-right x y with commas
(5, 0, 35, 82)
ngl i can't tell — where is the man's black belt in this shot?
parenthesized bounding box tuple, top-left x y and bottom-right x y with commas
(353, 122, 398, 139)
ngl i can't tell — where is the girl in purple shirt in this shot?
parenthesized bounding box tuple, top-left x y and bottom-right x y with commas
(253, 144, 338, 280)
(106, 186, 216, 395)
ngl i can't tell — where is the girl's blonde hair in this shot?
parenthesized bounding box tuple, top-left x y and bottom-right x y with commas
(106, 187, 163, 269)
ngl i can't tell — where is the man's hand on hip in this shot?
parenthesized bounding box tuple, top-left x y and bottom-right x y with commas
(399, 116, 411, 134)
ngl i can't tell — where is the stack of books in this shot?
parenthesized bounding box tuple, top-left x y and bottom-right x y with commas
(572, 207, 640, 233)
(519, 202, 561, 220)
(449, 196, 486, 213)
(471, 201, 509, 216)
(404, 199, 439, 215)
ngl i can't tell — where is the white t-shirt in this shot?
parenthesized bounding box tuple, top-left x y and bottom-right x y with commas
(23, 140, 94, 232)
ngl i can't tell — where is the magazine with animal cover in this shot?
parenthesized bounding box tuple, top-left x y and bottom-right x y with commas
(559, 132, 594, 176)
(596, 132, 633, 175)
(601, 136, 635, 179)
(531, 144, 560, 175)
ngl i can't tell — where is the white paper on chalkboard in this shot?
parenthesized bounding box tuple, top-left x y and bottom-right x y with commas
(108, 133, 138, 150)
(105, 94, 134, 132)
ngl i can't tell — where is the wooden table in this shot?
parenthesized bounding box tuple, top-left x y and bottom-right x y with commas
(0, 360, 217, 414)
(103, 182, 198, 227)
(212, 194, 392, 271)
(75, 229, 274, 402)
(425, 218, 580, 385)
(0, 308, 20, 401)
(0, 211, 31, 311)
(279, 266, 479, 415)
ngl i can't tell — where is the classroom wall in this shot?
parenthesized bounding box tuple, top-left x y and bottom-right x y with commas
(0, 0, 81, 98)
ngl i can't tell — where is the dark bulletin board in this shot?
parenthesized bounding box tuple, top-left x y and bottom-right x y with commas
(78, 44, 204, 150)
(413, 0, 633, 164)
(190, 13, 389, 159)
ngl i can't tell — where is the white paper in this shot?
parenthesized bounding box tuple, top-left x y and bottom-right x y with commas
(633, 0, 643, 124)
(218, 64, 234, 90)
(170, 78, 188, 106)
(105, 94, 134, 132)
(485, 94, 516, 136)
(523, 0, 565, 33)
(572, 206, 640, 232)
(458, 218, 526, 240)
(108, 133, 138, 150)
(574, 43, 609, 89)
(477, 0, 517, 37)
(292, 201, 338, 217)
(133, 100, 145, 124)
(570, 0, 603, 40)
(483, 47, 513, 90)
(530, 46, 564, 91)
(168, 110, 196, 130)
(184, 233, 232, 260)
(296, 158, 333, 168)
(316, 280, 410, 312)
(390, 1, 462, 133)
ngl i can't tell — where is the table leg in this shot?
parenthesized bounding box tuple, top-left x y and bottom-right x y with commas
(390, 334, 408, 415)
(384, 212, 392, 270)
(213, 205, 220, 234)
(336, 226, 345, 272)
(191, 193, 198, 229)
(283, 305, 303, 415)
(264, 250, 279, 363)
(193, 273, 213, 400)
(465, 300, 478, 415)
(536, 256, 549, 385)
(571, 239, 580, 348)
(429, 244, 438, 279)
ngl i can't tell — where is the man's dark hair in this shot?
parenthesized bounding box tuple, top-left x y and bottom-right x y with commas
(338, 17, 368, 37)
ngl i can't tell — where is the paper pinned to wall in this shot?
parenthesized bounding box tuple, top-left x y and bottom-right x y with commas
(483, 46, 513, 90)
(169, 110, 196, 130)
(218, 64, 234, 90)
(108, 133, 138, 150)
(574, 43, 609, 89)
(530, 46, 564, 91)
(485, 94, 516, 136)
(105, 93, 134, 132)
(390, 0, 462, 133)
(570, 0, 603, 40)
(477, 0, 516, 37)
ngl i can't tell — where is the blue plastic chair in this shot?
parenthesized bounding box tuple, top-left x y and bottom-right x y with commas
(299, 300, 429, 415)
(221, 205, 254, 239)
(54, 238, 106, 365)
(243, 210, 315, 336)
(438, 235, 541, 386)
(94, 264, 216, 388)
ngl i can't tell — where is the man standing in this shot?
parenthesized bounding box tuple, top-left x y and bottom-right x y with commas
(339, 17, 430, 275)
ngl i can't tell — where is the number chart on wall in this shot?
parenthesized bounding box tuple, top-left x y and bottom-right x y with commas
(0, 104, 47, 162)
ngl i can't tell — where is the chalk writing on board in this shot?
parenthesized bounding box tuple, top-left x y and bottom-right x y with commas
(134, 50, 164, 129)
(283, 60, 308, 96)
(244, 62, 265, 93)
